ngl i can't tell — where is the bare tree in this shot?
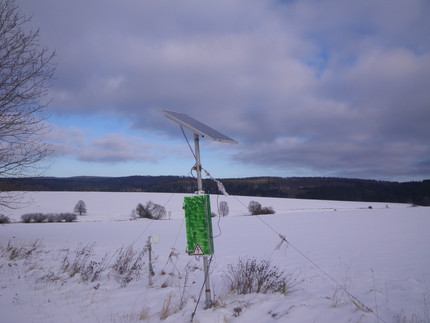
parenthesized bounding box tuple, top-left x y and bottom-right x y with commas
(74, 200, 87, 216)
(0, 0, 55, 208)
(248, 200, 262, 215)
(135, 201, 166, 220)
(219, 201, 229, 217)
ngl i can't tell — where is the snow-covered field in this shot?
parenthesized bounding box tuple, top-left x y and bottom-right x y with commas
(1, 192, 429, 323)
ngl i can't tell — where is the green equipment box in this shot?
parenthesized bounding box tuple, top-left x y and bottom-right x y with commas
(184, 195, 214, 256)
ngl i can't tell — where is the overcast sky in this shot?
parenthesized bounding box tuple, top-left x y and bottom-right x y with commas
(17, 0, 430, 181)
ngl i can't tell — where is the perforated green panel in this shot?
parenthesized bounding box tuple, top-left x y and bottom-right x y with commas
(184, 195, 214, 255)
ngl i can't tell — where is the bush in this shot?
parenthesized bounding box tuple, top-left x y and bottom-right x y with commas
(259, 206, 275, 214)
(21, 213, 34, 223)
(46, 213, 58, 222)
(61, 243, 107, 282)
(0, 215, 10, 224)
(248, 201, 262, 215)
(61, 213, 77, 222)
(20, 213, 48, 223)
(4, 240, 41, 261)
(62, 243, 94, 278)
(136, 203, 150, 219)
(223, 258, 290, 295)
(32, 213, 47, 223)
(20, 212, 77, 223)
(248, 201, 275, 215)
(135, 201, 166, 220)
(112, 245, 147, 287)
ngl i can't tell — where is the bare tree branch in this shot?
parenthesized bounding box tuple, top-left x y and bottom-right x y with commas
(0, 0, 55, 209)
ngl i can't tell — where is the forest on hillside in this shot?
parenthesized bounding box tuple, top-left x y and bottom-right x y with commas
(1, 176, 429, 206)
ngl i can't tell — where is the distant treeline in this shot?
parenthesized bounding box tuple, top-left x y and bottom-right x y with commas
(1, 176, 429, 206)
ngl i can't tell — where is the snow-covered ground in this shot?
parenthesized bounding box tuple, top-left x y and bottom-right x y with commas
(1, 192, 429, 322)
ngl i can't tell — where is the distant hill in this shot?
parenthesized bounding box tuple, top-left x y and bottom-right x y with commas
(1, 176, 429, 206)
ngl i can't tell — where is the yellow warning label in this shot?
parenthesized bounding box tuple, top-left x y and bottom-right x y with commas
(191, 244, 204, 256)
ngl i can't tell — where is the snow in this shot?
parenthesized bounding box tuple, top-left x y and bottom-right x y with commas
(1, 191, 429, 322)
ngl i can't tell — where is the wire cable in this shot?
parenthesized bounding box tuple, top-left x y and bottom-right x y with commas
(162, 191, 176, 209)
(212, 194, 223, 239)
(180, 125, 197, 159)
(175, 120, 382, 321)
(230, 194, 386, 322)
(131, 220, 154, 246)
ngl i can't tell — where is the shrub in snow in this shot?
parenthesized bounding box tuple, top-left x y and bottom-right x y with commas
(135, 201, 166, 220)
(60, 243, 107, 282)
(112, 245, 147, 287)
(393, 309, 427, 323)
(248, 201, 275, 215)
(4, 240, 41, 261)
(21, 212, 77, 223)
(65, 243, 94, 277)
(61, 213, 77, 222)
(136, 203, 151, 219)
(46, 213, 58, 222)
(74, 200, 87, 215)
(248, 200, 262, 215)
(160, 293, 174, 320)
(223, 258, 290, 295)
(259, 206, 275, 214)
(21, 213, 34, 223)
(20, 213, 48, 223)
(151, 203, 166, 219)
(0, 215, 10, 224)
(32, 213, 47, 223)
(81, 259, 108, 282)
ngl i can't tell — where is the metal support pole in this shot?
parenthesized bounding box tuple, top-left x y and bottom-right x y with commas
(194, 134, 203, 194)
(203, 256, 212, 308)
(194, 133, 212, 308)
(147, 237, 154, 287)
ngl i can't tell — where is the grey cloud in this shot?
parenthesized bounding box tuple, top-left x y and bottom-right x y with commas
(235, 138, 429, 180)
(78, 134, 161, 163)
(42, 126, 88, 156)
(45, 128, 162, 163)
(78, 150, 145, 163)
(18, 0, 430, 180)
(322, 48, 430, 149)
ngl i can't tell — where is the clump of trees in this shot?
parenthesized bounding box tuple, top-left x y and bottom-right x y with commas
(0, 214, 10, 223)
(248, 201, 275, 215)
(19, 199, 87, 223)
(21, 212, 77, 223)
(133, 201, 166, 220)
